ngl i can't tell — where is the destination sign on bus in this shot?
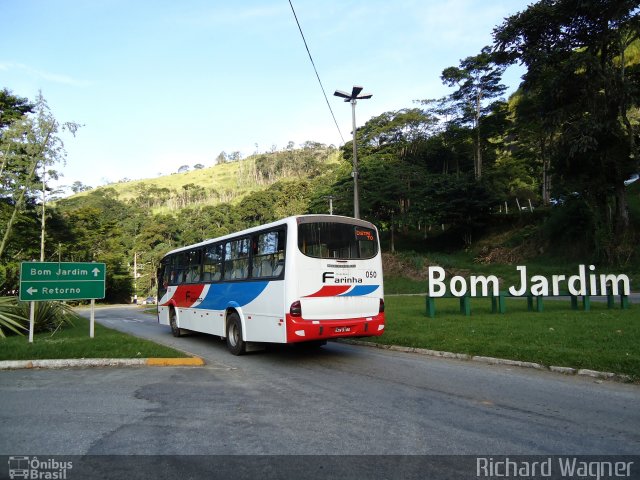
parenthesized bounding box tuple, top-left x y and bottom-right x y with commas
(355, 228, 375, 241)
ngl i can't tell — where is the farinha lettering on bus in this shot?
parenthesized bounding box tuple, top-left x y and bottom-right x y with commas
(428, 264, 631, 298)
(322, 272, 363, 284)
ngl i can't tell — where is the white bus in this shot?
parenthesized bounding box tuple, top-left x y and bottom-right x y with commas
(157, 215, 385, 355)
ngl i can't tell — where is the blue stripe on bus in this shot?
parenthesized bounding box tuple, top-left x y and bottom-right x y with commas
(338, 285, 379, 297)
(196, 281, 270, 310)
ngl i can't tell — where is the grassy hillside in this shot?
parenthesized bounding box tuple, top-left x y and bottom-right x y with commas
(74, 146, 343, 213)
(100, 160, 250, 202)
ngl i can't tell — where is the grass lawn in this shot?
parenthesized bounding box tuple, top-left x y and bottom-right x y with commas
(0, 315, 189, 361)
(379, 296, 640, 381)
(2, 297, 637, 382)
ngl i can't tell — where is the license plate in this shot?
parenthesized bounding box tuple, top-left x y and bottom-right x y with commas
(335, 327, 351, 333)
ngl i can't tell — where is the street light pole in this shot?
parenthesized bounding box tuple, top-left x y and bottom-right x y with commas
(324, 195, 335, 215)
(334, 86, 372, 219)
(350, 99, 359, 219)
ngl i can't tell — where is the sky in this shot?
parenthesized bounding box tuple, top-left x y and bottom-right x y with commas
(1, 0, 533, 192)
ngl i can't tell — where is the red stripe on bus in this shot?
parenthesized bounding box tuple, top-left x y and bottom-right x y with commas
(304, 285, 351, 297)
(171, 284, 206, 307)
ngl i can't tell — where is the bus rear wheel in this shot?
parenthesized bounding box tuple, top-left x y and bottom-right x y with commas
(226, 312, 246, 355)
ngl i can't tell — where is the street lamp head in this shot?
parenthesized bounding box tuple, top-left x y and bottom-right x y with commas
(351, 86, 363, 97)
(333, 86, 372, 102)
(334, 89, 352, 101)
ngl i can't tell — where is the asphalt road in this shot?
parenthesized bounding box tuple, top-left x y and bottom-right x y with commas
(1, 305, 639, 478)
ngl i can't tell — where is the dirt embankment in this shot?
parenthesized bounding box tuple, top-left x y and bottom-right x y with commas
(382, 244, 528, 281)
(382, 253, 429, 280)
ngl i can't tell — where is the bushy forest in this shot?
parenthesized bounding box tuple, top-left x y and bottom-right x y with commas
(1, 0, 639, 301)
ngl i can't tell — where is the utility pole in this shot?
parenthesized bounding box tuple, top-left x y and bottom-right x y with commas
(325, 195, 335, 215)
(133, 252, 138, 304)
(40, 162, 46, 262)
(333, 86, 372, 219)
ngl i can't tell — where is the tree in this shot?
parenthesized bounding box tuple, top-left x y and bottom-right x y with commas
(215, 151, 228, 164)
(178, 183, 206, 207)
(358, 154, 421, 252)
(70, 180, 92, 194)
(236, 189, 279, 226)
(440, 46, 508, 179)
(344, 108, 437, 162)
(177, 165, 189, 173)
(0, 91, 80, 260)
(494, 0, 640, 259)
(506, 89, 556, 205)
(0, 89, 34, 130)
(417, 173, 498, 246)
(56, 190, 135, 302)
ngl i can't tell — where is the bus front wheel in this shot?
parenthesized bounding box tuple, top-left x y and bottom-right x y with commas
(226, 312, 246, 355)
(169, 308, 184, 337)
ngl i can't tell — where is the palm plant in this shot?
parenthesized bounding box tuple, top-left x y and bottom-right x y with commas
(0, 297, 80, 337)
(15, 300, 79, 334)
(0, 297, 28, 338)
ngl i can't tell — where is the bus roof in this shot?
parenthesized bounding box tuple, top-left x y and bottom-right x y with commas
(162, 214, 377, 258)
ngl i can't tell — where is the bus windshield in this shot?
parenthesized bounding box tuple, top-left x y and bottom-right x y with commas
(297, 221, 378, 260)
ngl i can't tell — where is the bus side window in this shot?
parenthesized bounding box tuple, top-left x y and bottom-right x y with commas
(158, 262, 169, 298)
(203, 243, 223, 282)
(224, 239, 250, 280)
(252, 230, 285, 278)
(185, 266, 200, 283)
(185, 249, 202, 283)
(223, 243, 233, 280)
(169, 253, 187, 285)
(273, 258, 285, 277)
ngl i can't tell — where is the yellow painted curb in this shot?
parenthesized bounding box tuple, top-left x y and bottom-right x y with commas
(145, 357, 205, 366)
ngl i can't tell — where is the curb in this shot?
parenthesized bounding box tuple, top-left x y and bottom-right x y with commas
(146, 357, 205, 366)
(337, 339, 632, 383)
(0, 356, 205, 370)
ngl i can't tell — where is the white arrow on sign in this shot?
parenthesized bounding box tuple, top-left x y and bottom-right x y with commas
(27, 287, 38, 295)
(92, 268, 101, 277)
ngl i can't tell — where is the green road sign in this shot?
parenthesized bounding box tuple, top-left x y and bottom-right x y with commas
(20, 262, 106, 301)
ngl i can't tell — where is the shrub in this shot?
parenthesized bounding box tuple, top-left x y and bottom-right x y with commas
(0, 297, 80, 337)
(0, 297, 27, 338)
(16, 300, 80, 334)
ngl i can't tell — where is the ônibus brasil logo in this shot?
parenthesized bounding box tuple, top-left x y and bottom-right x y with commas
(8, 456, 72, 480)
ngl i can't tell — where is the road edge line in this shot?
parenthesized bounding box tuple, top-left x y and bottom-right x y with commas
(146, 357, 205, 366)
(336, 339, 632, 383)
(0, 356, 205, 370)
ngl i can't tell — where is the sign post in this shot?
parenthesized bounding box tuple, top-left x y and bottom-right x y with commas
(90, 299, 96, 338)
(29, 302, 35, 343)
(20, 262, 106, 342)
